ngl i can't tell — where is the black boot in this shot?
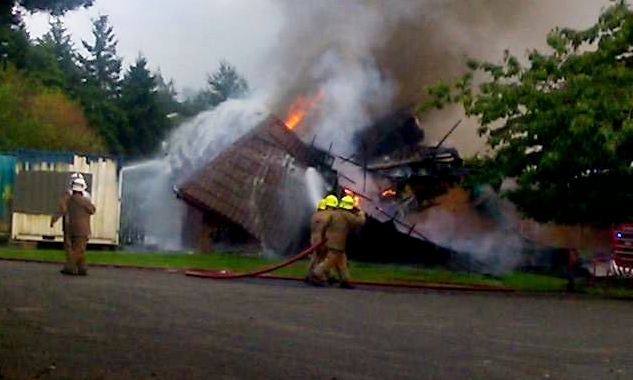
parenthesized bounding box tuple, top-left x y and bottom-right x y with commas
(308, 273, 326, 287)
(339, 281, 356, 289)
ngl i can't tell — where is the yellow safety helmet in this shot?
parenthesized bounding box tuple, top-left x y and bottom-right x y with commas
(324, 194, 339, 208)
(339, 195, 355, 210)
(317, 198, 327, 211)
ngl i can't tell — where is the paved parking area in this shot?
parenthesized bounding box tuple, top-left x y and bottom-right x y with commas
(1, 261, 632, 380)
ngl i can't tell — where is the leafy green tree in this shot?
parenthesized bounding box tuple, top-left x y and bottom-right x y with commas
(2, 0, 93, 29)
(119, 54, 170, 157)
(420, 0, 633, 226)
(0, 65, 105, 152)
(17, 0, 93, 15)
(203, 60, 249, 106)
(1, 1, 92, 68)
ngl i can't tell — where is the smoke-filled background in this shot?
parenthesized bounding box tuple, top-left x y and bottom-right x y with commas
(253, 0, 611, 270)
(262, 0, 609, 157)
(25, 0, 609, 157)
(25, 1, 612, 263)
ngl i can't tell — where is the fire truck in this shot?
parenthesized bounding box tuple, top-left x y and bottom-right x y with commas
(610, 223, 633, 277)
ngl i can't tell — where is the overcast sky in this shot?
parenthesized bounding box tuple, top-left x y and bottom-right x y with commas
(23, 0, 283, 93)
(23, 0, 611, 156)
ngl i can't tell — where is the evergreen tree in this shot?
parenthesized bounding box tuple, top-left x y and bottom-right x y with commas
(23, 40, 64, 87)
(35, 17, 82, 96)
(2, 1, 93, 35)
(203, 60, 249, 106)
(154, 69, 181, 117)
(119, 54, 170, 157)
(17, 0, 93, 16)
(2, 1, 93, 70)
(0, 20, 30, 70)
(77, 14, 126, 153)
(80, 14, 121, 96)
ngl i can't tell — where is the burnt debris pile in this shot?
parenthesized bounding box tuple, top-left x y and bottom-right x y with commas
(351, 108, 466, 206)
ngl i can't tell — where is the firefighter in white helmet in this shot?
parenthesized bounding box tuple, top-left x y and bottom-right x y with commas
(65, 176, 96, 275)
(51, 173, 94, 275)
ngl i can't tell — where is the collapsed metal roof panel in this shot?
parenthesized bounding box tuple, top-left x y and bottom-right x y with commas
(177, 115, 316, 253)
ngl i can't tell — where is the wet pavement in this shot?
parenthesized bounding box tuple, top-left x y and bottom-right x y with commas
(1, 261, 632, 380)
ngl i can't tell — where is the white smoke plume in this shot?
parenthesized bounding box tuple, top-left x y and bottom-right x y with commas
(165, 96, 270, 185)
(252, 0, 609, 270)
(261, 0, 609, 157)
(409, 185, 526, 274)
(120, 96, 269, 251)
(120, 0, 610, 256)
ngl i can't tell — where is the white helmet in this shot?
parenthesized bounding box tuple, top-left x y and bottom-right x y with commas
(68, 173, 84, 187)
(71, 177, 87, 192)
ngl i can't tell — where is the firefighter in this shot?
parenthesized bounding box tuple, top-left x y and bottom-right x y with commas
(305, 198, 328, 282)
(311, 194, 366, 289)
(51, 173, 87, 275)
(64, 177, 96, 276)
(305, 196, 341, 284)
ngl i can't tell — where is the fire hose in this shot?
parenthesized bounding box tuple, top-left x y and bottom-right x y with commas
(184, 239, 326, 279)
(184, 238, 514, 292)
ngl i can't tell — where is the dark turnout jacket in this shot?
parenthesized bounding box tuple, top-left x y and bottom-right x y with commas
(50, 191, 71, 232)
(66, 192, 96, 237)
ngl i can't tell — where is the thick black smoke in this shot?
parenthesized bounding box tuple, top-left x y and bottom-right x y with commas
(262, 0, 608, 157)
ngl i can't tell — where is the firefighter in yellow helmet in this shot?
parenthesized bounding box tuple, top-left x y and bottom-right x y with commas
(311, 194, 365, 289)
(324, 194, 339, 208)
(306, 195, 339, 283)
(339, 194, 356, 211)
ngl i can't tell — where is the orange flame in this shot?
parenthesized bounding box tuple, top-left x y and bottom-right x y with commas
(381, 188, 397, 198)
(284, 90, 324, 130)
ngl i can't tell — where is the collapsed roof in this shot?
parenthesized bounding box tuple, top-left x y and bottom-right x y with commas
(176, 115, 334, 254)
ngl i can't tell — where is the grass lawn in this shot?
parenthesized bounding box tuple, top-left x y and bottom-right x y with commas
(1, 246, 632, 297)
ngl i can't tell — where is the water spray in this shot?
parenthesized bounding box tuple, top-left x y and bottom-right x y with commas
(305, 167, 327, 208)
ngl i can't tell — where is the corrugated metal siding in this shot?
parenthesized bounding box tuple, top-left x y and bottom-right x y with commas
(178, 116, 315, 253)
(11, 152, 120, 246)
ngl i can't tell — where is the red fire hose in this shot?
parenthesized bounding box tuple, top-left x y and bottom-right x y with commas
(184, 239, 515, 292)
(184, 239, 325, 279)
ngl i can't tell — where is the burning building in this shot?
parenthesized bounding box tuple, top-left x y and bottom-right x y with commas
(175, 115, 336, 255)
(111, 0, 614, 276)
(118, 96, 604, 277)
(170, 102, 468, 269)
